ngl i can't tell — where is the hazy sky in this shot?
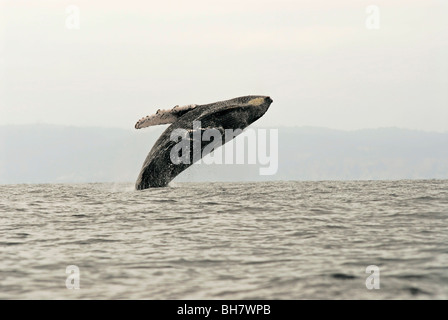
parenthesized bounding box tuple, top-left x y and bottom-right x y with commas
(0, 0, 447, 131)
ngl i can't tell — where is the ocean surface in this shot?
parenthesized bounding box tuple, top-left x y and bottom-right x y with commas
(0, 180, 447, 299)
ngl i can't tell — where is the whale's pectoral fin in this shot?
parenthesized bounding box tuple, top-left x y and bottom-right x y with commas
(135, 104, 198, 129)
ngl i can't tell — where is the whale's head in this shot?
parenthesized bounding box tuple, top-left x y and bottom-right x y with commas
(186, 95, 273, 132)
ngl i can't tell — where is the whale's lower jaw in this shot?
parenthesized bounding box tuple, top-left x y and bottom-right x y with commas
(135, 95, 273, 190)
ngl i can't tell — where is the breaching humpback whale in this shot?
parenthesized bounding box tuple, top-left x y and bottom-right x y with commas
(134, 95, 273, 190)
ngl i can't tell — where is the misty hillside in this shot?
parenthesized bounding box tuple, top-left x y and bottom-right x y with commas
(0, 124, 447, 184)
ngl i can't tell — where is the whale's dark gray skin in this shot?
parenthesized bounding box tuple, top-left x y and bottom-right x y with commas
(135, 95, 273, 190)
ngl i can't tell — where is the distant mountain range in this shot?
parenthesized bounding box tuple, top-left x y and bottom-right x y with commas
(0, 124, 447, 184)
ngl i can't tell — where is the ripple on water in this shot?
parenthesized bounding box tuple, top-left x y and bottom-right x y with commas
(0, 180, 447, 299)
